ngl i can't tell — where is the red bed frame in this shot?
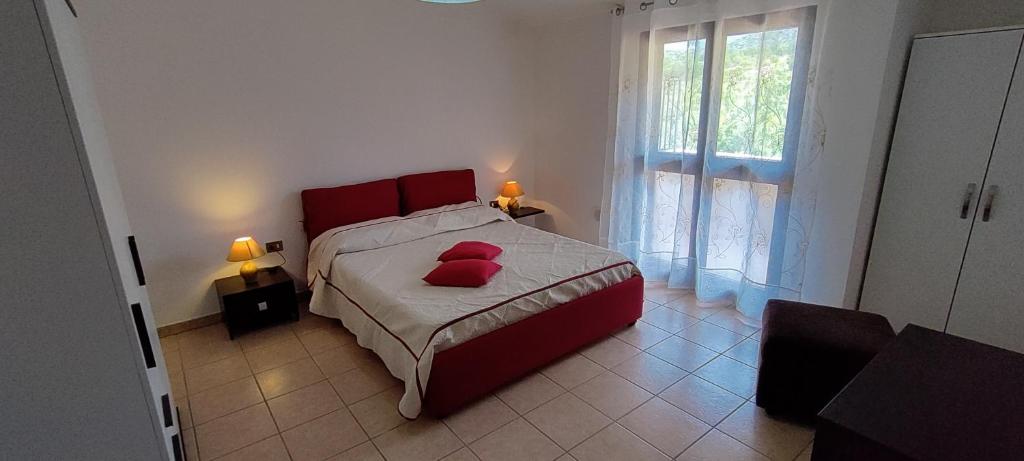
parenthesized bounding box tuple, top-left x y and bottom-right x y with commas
(301, 169, 645, 417)
(423, 275, 644, 417)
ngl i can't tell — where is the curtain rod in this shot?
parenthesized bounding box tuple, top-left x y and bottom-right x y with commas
(611, 0, 680, 16)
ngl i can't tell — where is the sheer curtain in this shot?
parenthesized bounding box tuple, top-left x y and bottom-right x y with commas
(603, 0, 829, 321)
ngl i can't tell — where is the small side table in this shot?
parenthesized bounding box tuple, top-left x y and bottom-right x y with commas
(507, 206, 545, 220)
(214, 269, 298, 339)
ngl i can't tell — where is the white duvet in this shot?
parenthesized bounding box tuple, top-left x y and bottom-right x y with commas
(307, 202, 639, 417)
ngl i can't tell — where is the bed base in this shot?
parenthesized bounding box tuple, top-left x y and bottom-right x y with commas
(423, 275, 644, 417)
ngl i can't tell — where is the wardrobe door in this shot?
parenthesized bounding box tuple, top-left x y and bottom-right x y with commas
(946, 39, 1024, 353)
(0, 1, 165, 458)
(35, 0, 178, 457)
(861, 30, 1023, 332)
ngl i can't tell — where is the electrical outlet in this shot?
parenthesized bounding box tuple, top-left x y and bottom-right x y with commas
(266, 240, 284, 253)
(257, 301, 268, 312)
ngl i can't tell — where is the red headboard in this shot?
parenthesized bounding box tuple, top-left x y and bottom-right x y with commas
(300, 179, 400, 243)
(300, 169, 477, 243)
(397, 169, 476, 215)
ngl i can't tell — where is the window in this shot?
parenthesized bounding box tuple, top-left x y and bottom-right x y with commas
(717, 27, 798, 161)
(658, 39, 706, 154)
(640, 7, 815, 284)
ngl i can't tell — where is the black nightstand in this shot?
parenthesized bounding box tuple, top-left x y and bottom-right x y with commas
(214, 269, 298, 339)
(507, 206, 545, 220)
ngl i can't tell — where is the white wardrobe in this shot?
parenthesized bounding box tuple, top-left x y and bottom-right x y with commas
(1, 0, 178, 459)
(862, 27, 1024, 354)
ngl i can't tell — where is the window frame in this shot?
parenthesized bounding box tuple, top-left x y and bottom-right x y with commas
(646, 22, 715, 175)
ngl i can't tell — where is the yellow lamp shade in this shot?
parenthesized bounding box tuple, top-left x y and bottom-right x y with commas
(226, 236, 266, 262)
(500, 181, 524, 198)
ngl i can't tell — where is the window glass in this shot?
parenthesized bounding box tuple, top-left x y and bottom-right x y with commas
(658, 39, 706, 154)
(641, 171, 696, 275)
(705, 178, 778, 283)
(716, 27, 798, 161)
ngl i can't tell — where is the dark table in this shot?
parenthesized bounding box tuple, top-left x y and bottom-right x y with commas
(507, 206, 545, 220)
(214, 268, 298, 339)
(814, 324, 1024, 460)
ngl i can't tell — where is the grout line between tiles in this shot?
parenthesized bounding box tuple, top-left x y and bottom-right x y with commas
(516, 413, 572, 459)
(245, 349, 310, 376)
(190, 428, 202, 461)
(461, 415, 520, 458)
(207, 434, 281, 461)
(193, 401, 267, 433)
(193, 402, 273, 461)
(190, 376, 264, 427)
(321, 371, 384, 460)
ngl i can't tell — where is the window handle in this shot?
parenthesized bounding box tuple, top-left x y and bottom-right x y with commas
(982, 185, 998, 222)
(960, 183, 977, 219)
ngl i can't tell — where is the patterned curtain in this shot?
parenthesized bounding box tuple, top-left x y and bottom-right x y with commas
(603, 0, 829, 321)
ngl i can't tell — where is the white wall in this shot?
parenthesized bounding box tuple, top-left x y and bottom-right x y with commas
(530, 13, 615, 244)
(924, 0, 1024, 33)
(801, 0, 926, 307)
(78, 0, 536, 326)
(843, 0, 929, 307)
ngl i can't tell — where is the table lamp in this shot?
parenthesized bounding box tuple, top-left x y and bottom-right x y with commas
(227, 236, 266, 283)
(501, 180, 524, 212)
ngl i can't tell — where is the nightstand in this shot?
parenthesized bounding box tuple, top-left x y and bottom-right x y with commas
(214, 269, 298, 339)
(507, 206, 545, 220)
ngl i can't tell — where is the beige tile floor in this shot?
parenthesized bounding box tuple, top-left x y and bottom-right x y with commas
(161, 284, 814, 461)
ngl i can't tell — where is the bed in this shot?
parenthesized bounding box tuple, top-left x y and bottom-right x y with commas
(302, 170, 643, 418)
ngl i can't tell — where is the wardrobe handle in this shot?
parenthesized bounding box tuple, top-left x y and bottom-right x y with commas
(128, 236, 146, 286)
(960, 183, 977, 219)
(172, 432, 183, 461)
(130, 303, 156, 369)
(64, 0, 78, 17)
(161, 394, 174, 428)
(982, 185, 998, 222)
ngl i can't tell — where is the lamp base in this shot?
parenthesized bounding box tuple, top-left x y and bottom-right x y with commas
(240, 261, 259, 284)
(507, 196, 521, 212)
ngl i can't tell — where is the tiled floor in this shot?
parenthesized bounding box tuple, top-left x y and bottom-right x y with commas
(161, 284, 814, 461)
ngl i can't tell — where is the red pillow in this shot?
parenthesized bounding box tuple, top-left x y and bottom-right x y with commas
(438, 241, 503, 262)
(423, 260, 502, 287)
(301, 179, 400, 243)
(397, 169, 476, 215)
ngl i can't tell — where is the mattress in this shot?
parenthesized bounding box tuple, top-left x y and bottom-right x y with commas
(307, 202, 639, 417)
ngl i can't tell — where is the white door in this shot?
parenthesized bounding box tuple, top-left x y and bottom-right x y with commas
(0, 1, 166, 458)
(861, 30, 1023, 332)
(947, 39, 1024, 353)
(37, 0, 178, 457)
